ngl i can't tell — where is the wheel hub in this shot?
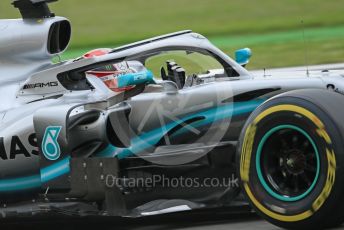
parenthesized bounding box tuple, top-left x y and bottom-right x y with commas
(285, 150, 306, 175)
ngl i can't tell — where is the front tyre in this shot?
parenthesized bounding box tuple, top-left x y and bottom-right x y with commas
(237, 89, 344, 229)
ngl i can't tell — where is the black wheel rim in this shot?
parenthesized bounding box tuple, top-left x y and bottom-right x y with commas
(256, 125, 320, 202)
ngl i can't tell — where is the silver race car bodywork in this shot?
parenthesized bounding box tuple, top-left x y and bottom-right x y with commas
(1, 0, 344, 222)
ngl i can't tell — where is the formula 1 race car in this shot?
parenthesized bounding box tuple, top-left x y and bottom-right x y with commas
(1, 0, 344, 229)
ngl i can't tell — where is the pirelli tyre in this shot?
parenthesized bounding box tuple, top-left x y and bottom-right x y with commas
(237, 89, 344, 230)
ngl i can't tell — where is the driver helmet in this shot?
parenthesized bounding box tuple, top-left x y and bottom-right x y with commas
(83, 48, 137, 92)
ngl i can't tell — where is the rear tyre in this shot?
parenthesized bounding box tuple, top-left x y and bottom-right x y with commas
(237, 89, 344, 229)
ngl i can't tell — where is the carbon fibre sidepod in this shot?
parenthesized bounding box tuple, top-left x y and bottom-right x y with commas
(33, 104, 106, 192)
(106, 102, 132, 148)
(33, 99, 134, 193)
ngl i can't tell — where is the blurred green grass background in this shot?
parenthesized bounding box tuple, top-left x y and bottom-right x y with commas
(1, 0, 343, 69)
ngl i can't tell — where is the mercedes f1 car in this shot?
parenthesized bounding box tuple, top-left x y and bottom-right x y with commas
(1, 1, 344, 229)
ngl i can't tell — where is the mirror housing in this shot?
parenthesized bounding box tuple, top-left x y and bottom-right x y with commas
(235, 48, 252, 67)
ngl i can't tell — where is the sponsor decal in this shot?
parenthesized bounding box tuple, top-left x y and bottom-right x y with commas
(0, 134, 38, 160)
(23, 81, 59, 89)
(42, 126, 62, 161)
(134, 73, 146, 81)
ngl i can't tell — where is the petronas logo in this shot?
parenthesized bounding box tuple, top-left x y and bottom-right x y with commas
(42, 126, 62, 161)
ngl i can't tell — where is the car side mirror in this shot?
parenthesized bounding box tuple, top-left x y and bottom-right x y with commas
(235, 48, 252, 67)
